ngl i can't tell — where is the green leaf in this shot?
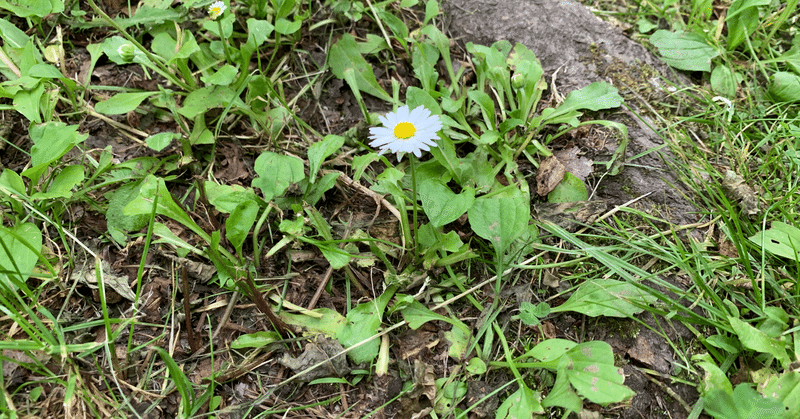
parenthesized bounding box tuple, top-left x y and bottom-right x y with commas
(729, 317, 791, 368)
(561, 341, 634, 405)
(0, 223, 42, 290)
(704, 384, 784, 419)
(0, 0, 62, 18)
(419, 179, 474, 228)
(524, 338, 578, 369)
(468, 90, 496, 130)
(547, 172, 588, 203)
(519, 301, 550, 326)
(144, 132, 178, 152)
(768, 72, 800, 103)
(496, 384, 544, 418)
(749, 221, 800, 261)
(178, 85, 246, 118)
(12, 81, 44, 123)
(106, 182, 149, 244)
(31, 165, 84, 200)
(230, 331, 281, 349)
(693, 353, 734, 397)
(544, 81, 623, 125)
(336, 286, 396, 364)
(710, 65, 738, 97)
(329, 33, 394, 103)
(725, 0, 771, 51)
(252, 151, 305, 201)
(22, 122, 87, 185)
(204, 182, 259, 214)
(468, 187, 530, 255)
(551, 279, 657, 317)
(650, 30, 719, 72)
(0, 17, 30, 49)
(762, 371, 800, 418)
(280, 308, 347, 337)
(247, 18, 275, 46)
(200, 64, 238, 86)
(307, 135, 344, 181)
(226, 200, 259, 252)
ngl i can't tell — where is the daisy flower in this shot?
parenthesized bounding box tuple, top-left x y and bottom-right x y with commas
(208, 1, 226, 19)
(368, 105, 442, 161)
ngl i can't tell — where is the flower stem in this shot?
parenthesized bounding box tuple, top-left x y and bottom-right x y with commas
(218, 20, 232, 64)
(409, 155, 419, 260)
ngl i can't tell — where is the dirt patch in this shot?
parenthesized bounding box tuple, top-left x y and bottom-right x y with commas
(443, 0, 699, 228)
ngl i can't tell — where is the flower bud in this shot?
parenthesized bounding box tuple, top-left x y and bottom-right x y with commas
(117, 44, 135, 62)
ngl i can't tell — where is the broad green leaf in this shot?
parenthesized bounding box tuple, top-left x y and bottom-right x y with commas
(519, 301, 550, 326)
(329, 33, 393, 103)
(650, 30, 719, 72)
(12, 81, 44, 123)
(749, 221, 800, 262)
(200, 64, 237, 86)
(0, 17, 30, 49)
(144, 132, 178, 152)
(551, 278, 657, 317)
(316, 244, 350, 269)
(0, 223, 42, 290)
(274, 17, 301, 34)
(280, 308, 347, 337)
(547, 172, 588, 203)
(542, 371, 582, 413)
(106, 182, 149, 244)
(204, 182, 258, 214)
(729, 317, 791, 368)
(337, 286, 396, 364)
(231, 331, 281, 349)
(562, 341, 634, 405)
(693, 353, 733, 397)
(0, 0, 62, 18)
(178, 85, 246, 118)
(31, 165, 84, 200)
(704, 384, 784, 419)
(725, 0, 771, 51)
(710, 65, 737, 97)
(226, 200, 258, 251)
(762, 371, 800, 418)
(544, 81, 623, 125)
(124, 175, 210, 244)
(22, 122, 87, 185)
(768, 72, 800, 103)
(525, 338, 578, 369)
(468, 187, 530, 255)
(307, 135, 344, 181)
(419, 179, 474, 228)
(406, 86, 441, 115)
(252, 151, 305, 201)
(496, 384, 544, 418)
(247, 19, 274, 46)
(468, 90, 496, 130)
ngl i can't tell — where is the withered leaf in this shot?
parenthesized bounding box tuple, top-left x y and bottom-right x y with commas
(722, 170, 759, 216)
(536, 155, 565, 196)
(553, 147, 593, 180)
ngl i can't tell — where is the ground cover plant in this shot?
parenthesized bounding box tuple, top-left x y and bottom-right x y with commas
(0, 0, 799, 418)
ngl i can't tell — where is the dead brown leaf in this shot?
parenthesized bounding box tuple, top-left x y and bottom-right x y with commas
(554, 146, 593, 180)
(536, 155, 566, 196)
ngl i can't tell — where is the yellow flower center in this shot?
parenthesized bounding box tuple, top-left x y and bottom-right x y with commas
(394, 122, 416, 139)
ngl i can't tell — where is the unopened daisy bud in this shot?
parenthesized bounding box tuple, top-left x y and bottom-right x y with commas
(208, 1, 226, 20)
(117, 44, 135, 62)
(512, 73, 525, 89)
